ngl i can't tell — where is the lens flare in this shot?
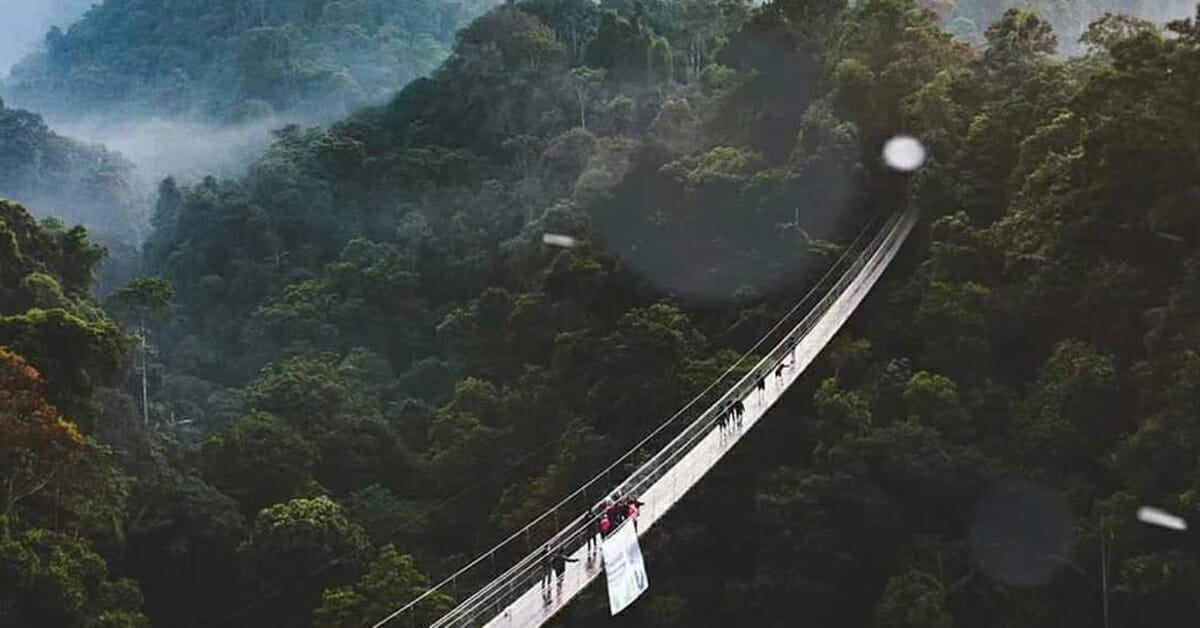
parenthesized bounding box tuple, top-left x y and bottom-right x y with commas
(883, 135, 927, 172)
(1137, 506, 1187, 531)
(542, 233, 579, 248)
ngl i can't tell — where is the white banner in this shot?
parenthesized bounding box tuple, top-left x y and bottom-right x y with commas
(601, 520, 649, 615)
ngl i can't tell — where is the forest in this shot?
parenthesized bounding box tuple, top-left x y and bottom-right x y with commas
(2, 0, 502, 124)
(4, 0, 1200, 627)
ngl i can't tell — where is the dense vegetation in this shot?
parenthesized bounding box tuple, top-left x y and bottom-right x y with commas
(5, 0, 1200, 627)
(2, 0, 501, 124)
(0, 199, 146, 627)
(934, 0, 1197, 50)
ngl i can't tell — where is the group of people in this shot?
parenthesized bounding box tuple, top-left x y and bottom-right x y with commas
(593, 489, 644, 541)
(720, 353, 796, 436)
(540, 489, 646, 604)
(717, 399, 745, 434)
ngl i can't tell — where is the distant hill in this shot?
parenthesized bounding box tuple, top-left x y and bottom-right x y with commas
(2, 0, 501, 125)
(0, 96, 143, 238)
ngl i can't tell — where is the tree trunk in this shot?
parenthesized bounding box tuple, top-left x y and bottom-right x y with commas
(1101, 532, 1111, 628)
(578, 91, 587, 130)
(140, 320, 150, 426)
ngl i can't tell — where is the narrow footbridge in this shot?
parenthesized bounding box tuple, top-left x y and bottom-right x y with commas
(376, 205, 920, 628)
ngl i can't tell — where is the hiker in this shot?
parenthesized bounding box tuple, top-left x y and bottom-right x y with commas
(551, 547, 579, 594)
(607, 491, 627, 527)
(586, 504, 602, 553)
(627, 497, 644, 532)
(541, 544, 554, 599)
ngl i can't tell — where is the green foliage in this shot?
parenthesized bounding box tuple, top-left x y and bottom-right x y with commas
(238, 496, 371, 626)
(126, 471, 245, 627)
(0, 200, 108, 310)
(1017, 339, 1121, 471)
(0, 308, 127, 418)
(5, 0, 503, 123)
(586, 10, 656, 84)
(241, 496, 371, 573)
(106, 277, 173, 322)
(343, 485, 419, 546)
(313, 544, 451, 628)
(829, 335, 871, 379)
(201, 411, 321, 515)
(814, 377, 872, 436)
(902, 371, 967, 435)
(984, 8, 1059, 63)
(0, 515, 149, 627)
(873, 570, 951, 628)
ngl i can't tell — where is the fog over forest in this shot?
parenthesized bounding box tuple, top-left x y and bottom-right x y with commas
(0, 0, 504, 300)
(2, 0, 1196, 237)
(0, 0, 1196, 304)
(0, 0, 501, 256)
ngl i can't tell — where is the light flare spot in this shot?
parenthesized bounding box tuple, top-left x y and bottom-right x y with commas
(883, 135, 927, 172)
(1137, 506, 1187, 531)
(543, 233, 579, 248)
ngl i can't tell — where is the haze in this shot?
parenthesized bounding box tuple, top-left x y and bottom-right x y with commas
(0, 0, 91, 77)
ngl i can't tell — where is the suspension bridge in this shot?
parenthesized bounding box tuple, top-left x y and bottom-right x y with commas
(376, 203, 920, 628)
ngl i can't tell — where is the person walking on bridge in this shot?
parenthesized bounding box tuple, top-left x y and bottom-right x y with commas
(541, 544, 554, 602)
(774, 360, 795, 393)
(551, 546, 579, 596)
(607, 490, 627, 527)
(586, 503, 603, 555)
(627, 496, 644, 532)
